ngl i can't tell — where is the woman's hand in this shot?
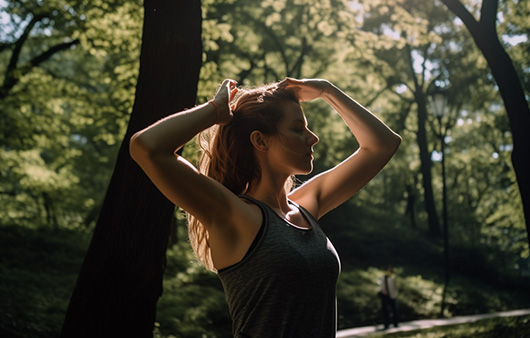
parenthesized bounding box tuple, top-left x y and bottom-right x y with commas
(212, 79, 238, 125)
(279, 77, 332, 102)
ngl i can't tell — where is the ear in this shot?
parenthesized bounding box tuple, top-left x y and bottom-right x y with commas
(249, 130, 269, 152)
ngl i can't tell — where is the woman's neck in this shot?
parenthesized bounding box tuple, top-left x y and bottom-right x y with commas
(246, 177, 290, 212)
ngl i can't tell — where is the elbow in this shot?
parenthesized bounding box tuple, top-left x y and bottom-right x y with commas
(389, 133, 402, 153)
(381, 132, 401, 157)
(129, 131, 151, 164)
(393, 133, 402, 149)
(361, 132, 401, 156)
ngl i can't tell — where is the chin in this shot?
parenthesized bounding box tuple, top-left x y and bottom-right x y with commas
(299, 166, 313, 175)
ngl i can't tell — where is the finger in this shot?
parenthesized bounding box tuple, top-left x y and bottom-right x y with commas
(279, 78, 295, 88)
(224, 80, 232, 92)
(215, 80, 230, 97)
(220, 79, 236, 93)
(230, 87, 239, 101)
(282, 77, 305, 89)
(220, 79, 230, 90)
(226, 79, 237, 89)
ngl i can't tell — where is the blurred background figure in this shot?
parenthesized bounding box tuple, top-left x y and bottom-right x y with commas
(378, 265, 399, 329)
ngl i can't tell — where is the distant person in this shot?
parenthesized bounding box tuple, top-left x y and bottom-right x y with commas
(130, 78, 401, 337)
(378, 266, 399, 329)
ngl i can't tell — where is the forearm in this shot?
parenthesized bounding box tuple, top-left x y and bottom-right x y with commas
(322, 83, 401, 151)
(130, 101, 218, 157)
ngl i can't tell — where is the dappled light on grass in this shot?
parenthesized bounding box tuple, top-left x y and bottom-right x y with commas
(398, 275, 444, 317)
(337, 268, 448, 329)
(370, 315, 530, 338)
(1, 0, 529, 336)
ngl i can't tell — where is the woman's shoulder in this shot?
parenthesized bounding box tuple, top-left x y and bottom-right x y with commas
(209, 195, 264, 271)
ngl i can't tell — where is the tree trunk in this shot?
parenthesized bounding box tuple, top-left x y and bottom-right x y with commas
(415, 89, 441, 236)
(61, 1, 202, 337)
(405, 44, 441, 236)
(441, 0, 530, 248)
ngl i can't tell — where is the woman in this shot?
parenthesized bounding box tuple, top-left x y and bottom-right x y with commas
(130, 78, 401, 337)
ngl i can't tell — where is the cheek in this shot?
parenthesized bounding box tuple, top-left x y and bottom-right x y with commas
(294, 135, 307, 147)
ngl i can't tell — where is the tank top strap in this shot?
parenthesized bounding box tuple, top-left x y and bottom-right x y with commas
(288, 200, 320, 228)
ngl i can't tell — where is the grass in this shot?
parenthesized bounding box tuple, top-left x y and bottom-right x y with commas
(0, 224, 90, 338)
(1, 217, 529, 337)
(372, 315, 530, 338)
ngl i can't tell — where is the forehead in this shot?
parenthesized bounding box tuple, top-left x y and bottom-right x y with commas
(280, 100, 306, 123)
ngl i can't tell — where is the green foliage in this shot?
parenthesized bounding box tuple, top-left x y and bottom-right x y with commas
(1, 0, 142, 229)
(498, 0, 530, 95)
(336, 267, 450, 328)
(1, 0, 529, 336)
(323, 201, 529, 329)
(0, 209, 528, 338)
(3, 218, 528, 337)
(200, 0, 358, 89)
(154, 234, 232, 338)
(0, 224, 90, 338)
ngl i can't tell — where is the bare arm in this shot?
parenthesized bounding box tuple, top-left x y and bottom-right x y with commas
(129, 79, 240, 226)
(286, 78, 401, 219)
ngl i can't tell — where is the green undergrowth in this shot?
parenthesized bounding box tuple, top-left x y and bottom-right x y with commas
(1, 215, 529, 338)
(0, 224, 91, 338)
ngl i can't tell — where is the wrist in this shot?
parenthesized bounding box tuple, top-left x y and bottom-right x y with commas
(208, 100, 220, 124)
(321, 81, 337, 101)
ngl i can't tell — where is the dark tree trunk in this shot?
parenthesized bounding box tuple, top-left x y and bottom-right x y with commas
(405, 44, 441, 236)
(405, 183, 417, 229)
(61, 1, 202, 337)
(415, 90, 441, 236)
(441, 0, 530, 248)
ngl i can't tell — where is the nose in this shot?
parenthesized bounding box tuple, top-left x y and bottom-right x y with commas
(307, 129, 319, 146)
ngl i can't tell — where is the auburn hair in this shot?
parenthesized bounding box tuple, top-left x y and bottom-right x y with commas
(187, 82, 298, 271)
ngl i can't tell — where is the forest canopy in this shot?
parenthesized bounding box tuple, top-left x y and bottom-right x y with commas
(1, 0, 529, 336)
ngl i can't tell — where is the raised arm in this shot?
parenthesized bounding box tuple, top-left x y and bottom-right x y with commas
(285, 78, 401, 219)
(129, 79, 239, 226)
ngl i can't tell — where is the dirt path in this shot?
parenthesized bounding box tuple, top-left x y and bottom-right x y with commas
(336, 308, 530, 337)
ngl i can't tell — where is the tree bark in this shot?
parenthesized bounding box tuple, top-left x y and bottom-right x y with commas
(441, 0, 530, 248)
(61, 1, 202, 337)
(405, 44, 441, 236)
(415, 89, 441, 236)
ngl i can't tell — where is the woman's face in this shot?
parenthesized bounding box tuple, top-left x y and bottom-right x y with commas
(268, 100, 319, 175)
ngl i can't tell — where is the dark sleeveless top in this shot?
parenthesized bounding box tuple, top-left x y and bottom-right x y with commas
(217, 195, 341, 337)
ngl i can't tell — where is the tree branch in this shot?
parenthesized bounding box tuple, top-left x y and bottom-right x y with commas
(235, 55, 256, 84)
(480, 0, 499, 34)
(242, 11, 290, 76)
(5, 14, 46, 81)
(30, 39, 80, 68)
(405, 43, 421, 92)
(261, 23, 290, 75)
(0, 42, 15, 53)
(440, 0, 480, 36)
(1, 39, 80, 98)
(288, 36, 309, 78)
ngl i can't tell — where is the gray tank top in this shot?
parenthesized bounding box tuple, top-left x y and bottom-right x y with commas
(218, 195, 341, 337)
